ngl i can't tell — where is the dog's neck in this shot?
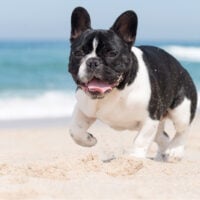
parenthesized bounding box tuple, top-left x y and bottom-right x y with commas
(117, 49, 138, 90)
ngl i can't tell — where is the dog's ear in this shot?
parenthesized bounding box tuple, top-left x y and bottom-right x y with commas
(110, 11, 138, 46)
(70, 7, 91, 42)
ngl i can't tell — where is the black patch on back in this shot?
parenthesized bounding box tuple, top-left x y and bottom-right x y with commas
(138, 46, 197, 122)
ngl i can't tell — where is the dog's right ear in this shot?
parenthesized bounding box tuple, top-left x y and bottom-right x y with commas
(70, 7, 91, 42)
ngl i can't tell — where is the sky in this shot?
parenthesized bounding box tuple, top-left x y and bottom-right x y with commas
(0, 0, 200, 41)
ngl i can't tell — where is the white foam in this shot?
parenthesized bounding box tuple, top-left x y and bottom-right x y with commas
(0, 90, 199, 121)
(0, 91, 76, 120)
(164, 46, 200, 62)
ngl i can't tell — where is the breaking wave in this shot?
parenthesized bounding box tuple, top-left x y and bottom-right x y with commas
(164, 45, 200, 62)
(0, 91, 76, 120)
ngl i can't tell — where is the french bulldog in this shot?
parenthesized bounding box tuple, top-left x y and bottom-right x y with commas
(68, 7, 197, 162)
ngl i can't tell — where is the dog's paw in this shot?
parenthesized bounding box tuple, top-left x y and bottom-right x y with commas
(162, 145, 184, 162)
(154, 152, 164, 162)
(70, 132, 97, 147)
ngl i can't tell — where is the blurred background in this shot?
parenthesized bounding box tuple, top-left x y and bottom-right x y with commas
(0, 0, 199, 122)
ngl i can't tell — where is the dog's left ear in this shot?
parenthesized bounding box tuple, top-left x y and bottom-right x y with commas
(70, 7, 91, 42)
(110, 10, 138, 46)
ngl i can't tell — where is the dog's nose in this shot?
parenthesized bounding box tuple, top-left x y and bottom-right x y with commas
(86, 57, 101, 69)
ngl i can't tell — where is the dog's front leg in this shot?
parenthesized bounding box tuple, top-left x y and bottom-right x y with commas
(128, 118, 159, 158)
(69, 105, 97, 147)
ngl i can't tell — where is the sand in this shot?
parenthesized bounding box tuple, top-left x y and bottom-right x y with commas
(0, 114, 199, 200)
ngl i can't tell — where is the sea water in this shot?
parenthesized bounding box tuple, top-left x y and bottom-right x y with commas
(0, 40, 199, 120)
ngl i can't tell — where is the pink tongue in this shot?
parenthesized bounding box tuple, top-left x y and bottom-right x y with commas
(87, 79, 112, 94)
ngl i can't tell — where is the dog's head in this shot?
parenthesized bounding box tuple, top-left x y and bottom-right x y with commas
(68, 7, 138, 99)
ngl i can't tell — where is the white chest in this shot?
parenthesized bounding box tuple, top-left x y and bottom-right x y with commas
(76, 47, 152, 131)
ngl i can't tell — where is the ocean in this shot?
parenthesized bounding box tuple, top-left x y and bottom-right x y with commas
(0, 40, 199, 120)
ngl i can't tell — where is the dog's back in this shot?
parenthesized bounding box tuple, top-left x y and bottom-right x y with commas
(138, 45, 197, 122)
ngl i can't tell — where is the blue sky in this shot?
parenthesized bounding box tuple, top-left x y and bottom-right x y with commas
(1, 0, 200, 41)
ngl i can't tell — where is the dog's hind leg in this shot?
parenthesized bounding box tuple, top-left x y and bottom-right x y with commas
(162, 98, 192, 162)
(154, 120, 170, 161)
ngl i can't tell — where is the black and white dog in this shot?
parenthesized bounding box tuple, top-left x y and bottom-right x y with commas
(68, 7, 197, 162)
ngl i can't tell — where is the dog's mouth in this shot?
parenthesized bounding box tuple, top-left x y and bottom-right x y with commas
(78, 75, 123, 98)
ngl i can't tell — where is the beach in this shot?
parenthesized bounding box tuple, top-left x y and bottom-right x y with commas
(0, 112, 199, 200)
(0, 41, 199, 199)
(0, 0, 200, 197)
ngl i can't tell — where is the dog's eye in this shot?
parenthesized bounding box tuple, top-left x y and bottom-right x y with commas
(73, 50, 85, 57)
(105, 50, 118, 58)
